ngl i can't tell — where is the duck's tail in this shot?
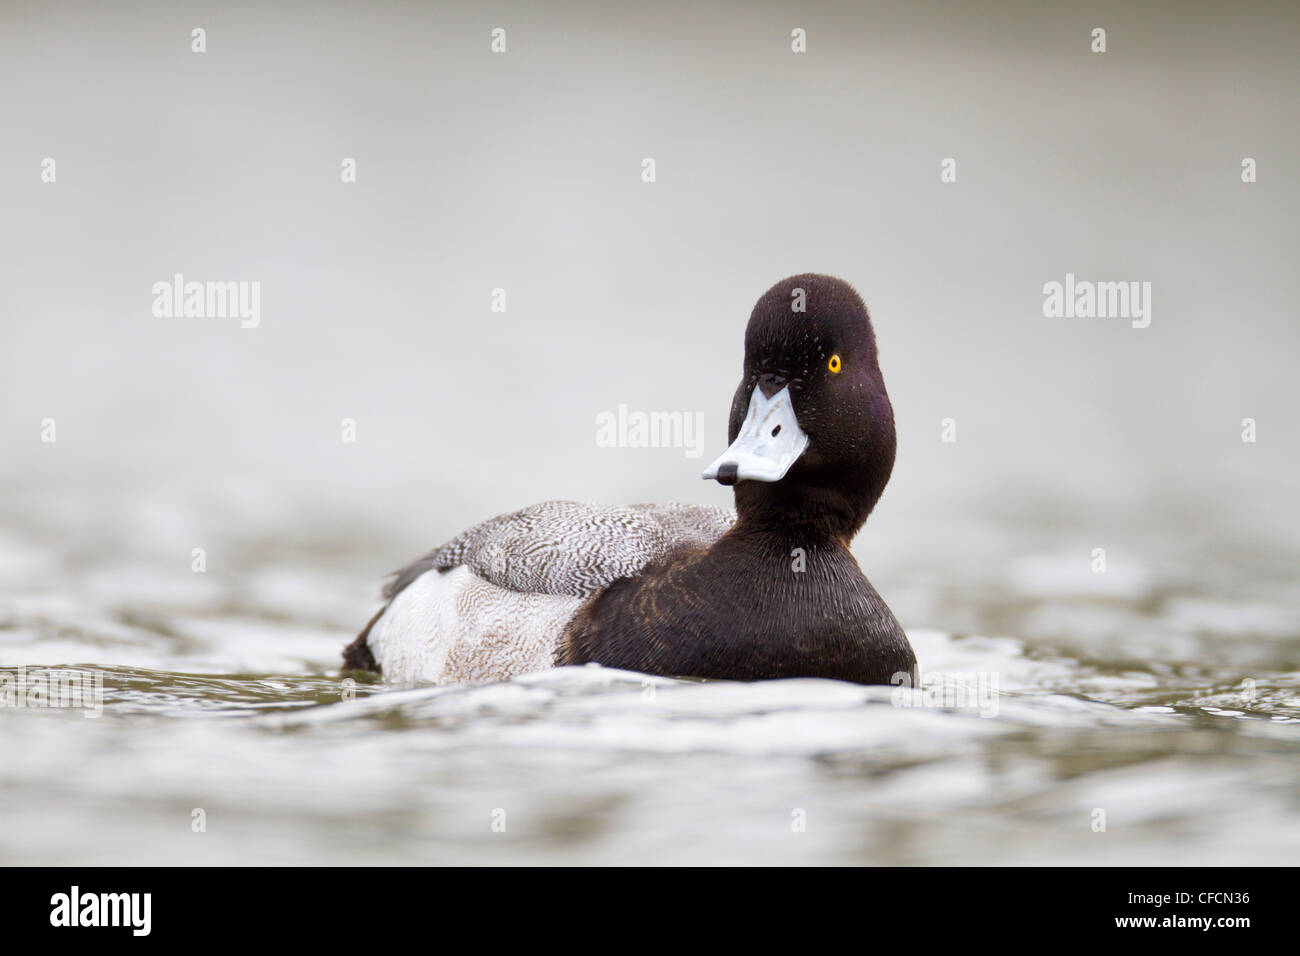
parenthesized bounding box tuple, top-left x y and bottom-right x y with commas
(341, 609, 382, 674)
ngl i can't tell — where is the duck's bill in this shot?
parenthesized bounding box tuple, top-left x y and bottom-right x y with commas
(702, 385, 810, 485)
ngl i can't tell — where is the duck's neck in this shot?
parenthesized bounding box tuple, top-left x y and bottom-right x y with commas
(731, 479, 876, 545)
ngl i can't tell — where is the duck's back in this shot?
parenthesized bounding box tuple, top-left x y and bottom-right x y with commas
(347, 501, 735, 683)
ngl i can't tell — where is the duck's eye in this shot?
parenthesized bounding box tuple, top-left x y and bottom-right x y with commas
(828, 354, 842, 374)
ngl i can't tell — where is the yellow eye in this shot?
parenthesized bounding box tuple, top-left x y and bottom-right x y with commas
(828, 354, 842, 374)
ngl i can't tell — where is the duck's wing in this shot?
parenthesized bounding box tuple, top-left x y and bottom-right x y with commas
(383, 500, 736, 601)
(345, 501, 736, 681)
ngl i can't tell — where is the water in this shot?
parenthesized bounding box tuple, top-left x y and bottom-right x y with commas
(2, 479, 1297, 866)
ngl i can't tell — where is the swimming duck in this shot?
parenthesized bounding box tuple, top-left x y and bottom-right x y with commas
(342, 274, 917, 686)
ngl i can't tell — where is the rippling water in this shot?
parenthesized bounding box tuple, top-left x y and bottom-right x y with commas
(2, 480, 1297, 866)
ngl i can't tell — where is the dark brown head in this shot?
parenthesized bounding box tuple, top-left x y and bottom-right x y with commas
(703, 274, 897, 540)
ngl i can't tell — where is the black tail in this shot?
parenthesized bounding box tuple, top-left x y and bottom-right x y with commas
(341, 609, 383, 674)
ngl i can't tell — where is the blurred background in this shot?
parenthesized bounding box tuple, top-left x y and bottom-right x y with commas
(0, 0, 1297, 865)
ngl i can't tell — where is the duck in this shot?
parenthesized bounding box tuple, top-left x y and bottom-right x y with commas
(342, 274, 917, 687)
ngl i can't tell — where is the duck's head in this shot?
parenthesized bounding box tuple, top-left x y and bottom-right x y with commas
(703, 274, 897, 539)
